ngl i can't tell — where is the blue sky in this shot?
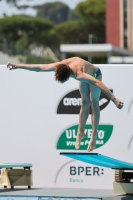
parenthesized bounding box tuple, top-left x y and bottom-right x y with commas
(0, 0, 85, 16)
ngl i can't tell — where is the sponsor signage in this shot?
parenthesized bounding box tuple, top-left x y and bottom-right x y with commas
(57, 124, 113, 150)
(55, 158, 114, 189)
(56, 164, 104, 183)
(57, 89, 113, 114)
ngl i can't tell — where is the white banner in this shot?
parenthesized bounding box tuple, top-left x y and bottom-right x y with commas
(0, 64, 133, 189)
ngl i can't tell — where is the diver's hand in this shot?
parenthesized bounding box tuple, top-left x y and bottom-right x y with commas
(7, 63, 16, 70)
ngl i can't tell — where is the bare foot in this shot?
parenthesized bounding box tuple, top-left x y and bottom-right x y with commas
(113, 98, 124, 109)
(75, 132, 86, 149)
(87, 139, 96, 152)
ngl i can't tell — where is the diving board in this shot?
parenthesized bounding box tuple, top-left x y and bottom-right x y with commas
(60, 153, 133, 194)
(60, 152, 133, 170)
(0, 163, 33, 189)
(0, 163, 32, 169)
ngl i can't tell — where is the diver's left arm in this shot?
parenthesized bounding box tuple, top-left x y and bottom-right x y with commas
(76, 71, 116, 101)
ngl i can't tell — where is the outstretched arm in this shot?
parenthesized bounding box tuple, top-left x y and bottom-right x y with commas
(76, 72, 124, 109)
(7, 61, 61, 72)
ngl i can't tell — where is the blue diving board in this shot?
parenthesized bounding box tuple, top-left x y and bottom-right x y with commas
(60, 153, 133, 170)
(0, 163, 32, 169)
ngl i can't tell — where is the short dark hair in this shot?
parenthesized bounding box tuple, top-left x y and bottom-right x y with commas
(55, 64, 72, 83)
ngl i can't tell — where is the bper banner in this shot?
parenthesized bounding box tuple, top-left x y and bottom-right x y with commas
(0, 64, 133, 189)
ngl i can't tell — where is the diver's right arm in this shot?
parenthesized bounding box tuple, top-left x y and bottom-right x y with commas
(7, 61, 61, 72)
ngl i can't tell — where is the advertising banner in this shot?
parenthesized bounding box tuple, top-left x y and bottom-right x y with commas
(0, 64, 132, 189)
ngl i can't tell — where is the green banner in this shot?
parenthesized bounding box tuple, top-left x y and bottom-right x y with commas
(57, 124, 113, 150)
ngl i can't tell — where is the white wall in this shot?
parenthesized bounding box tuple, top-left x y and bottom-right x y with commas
(0, 64, 133, 189)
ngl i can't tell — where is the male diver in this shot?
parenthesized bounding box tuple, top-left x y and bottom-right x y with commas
(7, 57, 124, 152)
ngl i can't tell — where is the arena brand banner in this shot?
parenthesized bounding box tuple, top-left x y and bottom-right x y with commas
(57, 89, 113, 114)
(0, 64, 133, 189)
